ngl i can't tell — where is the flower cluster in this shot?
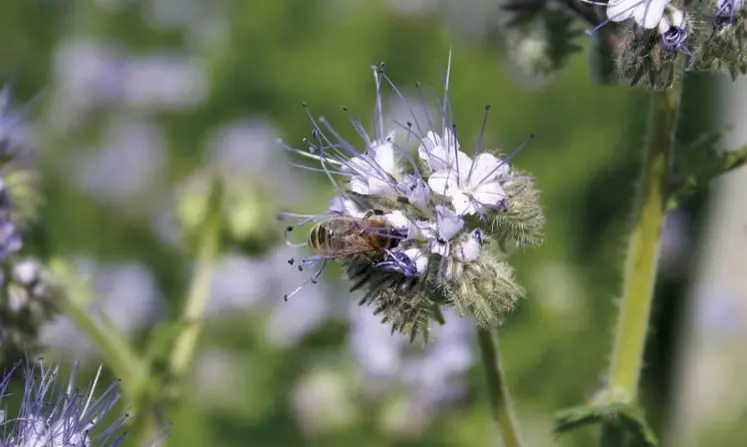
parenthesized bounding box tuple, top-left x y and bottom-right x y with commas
(500, 0, 747, 88)
(0, 360, 128, 446)
(281, 58, 544, 341)
(0, 86, 59, 363)
(600, 0, 746, 85)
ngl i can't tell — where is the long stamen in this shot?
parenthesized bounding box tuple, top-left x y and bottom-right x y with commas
(372, 64, 385, 142)
(342, 106, 373, 149)
(379, 71, 428, 139)
(466, 105, 491, 183)
(440, 50, 453, 140)
(284, 259, 328, 301)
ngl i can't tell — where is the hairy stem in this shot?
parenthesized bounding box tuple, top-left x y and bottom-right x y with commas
(599, 73, 684, 443)
(477, 327, 524, 447)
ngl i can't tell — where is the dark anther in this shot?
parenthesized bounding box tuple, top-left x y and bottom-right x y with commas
(297, 265, 304, 272)
(342, 106, 348, 111)
(286, 225, 294, 232)
(485, 104, 492, 111)
(287, 259, 295, 265)
(301, 102, 308, 107)
(283, 294, 289, 302)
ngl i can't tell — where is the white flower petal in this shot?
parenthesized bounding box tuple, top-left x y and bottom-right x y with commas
(349, 177, 370, 195)
(670, 7, 685, 27)
(417, 131, 442, 161)
(467, 153, 508, 186)
(407, 177, 429, 208)
(633, 0, 668, 29)
(428, 170, 459, 196)
(607, 0, 637, 22)
(385, 210, 407, 228)
(435, 205, 464, 240)
(453, 151, 474, 184)
(371, 140, 397, 177)
(404, 247, 429, 275)
(472, 181, 507, 208)
(430, 240, 449, 256)
(451, 192, 476, 216)
(658, 15, 671, 34)
(328, 195, 365, 218)
(456, 230, 483, 262)
(367, 176, 394, 197)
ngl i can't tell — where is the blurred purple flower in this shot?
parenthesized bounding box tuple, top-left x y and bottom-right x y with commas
(0, 360, 129, 446)
(71, 117, 166, 207)
(204, 118, 306, 202)
(142, 0, 204, 30)
(120, 53, 207, 111)
(348, 304, 474, 407)
(40, 259, 165, 359)
(693, 283, 742, 340)
(51, 37, 125, 118)
(207, 247, 331, 347)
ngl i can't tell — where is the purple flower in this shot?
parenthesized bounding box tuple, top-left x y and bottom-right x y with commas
(0, 360, 131, 446)
(277, 55, 542, 340)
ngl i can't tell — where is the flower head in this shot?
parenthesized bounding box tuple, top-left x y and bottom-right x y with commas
(0, 360, 131, 446)
(0, 86, 58, 363)
(279, 55, 544, 341)
(714, 0, 745, 28)
(658, 7, 689, 53)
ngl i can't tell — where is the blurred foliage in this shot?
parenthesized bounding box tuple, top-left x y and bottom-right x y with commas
(0, 0, 717, 446)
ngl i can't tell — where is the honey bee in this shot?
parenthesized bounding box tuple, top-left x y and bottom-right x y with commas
(307, 210, 404, 260)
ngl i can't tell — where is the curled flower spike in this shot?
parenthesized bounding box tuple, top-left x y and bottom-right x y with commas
(279, 54, 545, 341)
(0, 359, 132, 446)
(658, 7, 689, 53)
(714, 0, 745, 28)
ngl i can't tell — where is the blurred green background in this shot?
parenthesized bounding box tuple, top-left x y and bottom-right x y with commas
(0, 0, 730, 446)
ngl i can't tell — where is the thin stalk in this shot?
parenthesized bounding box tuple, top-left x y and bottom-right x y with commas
(168, 189, 222, 382)
(477, 326, 524, 447)
(599, 69, 685, 444)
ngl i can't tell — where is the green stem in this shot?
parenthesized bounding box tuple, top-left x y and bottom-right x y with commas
(168, 202, 221, 383)
(52, 258, 147, 402)
(477, 327, 524, 447)
(599, 74, 684, 443)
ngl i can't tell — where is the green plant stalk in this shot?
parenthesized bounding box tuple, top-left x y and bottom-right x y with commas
(599, 71, 684, 442)
(168, 201, 221, 383)
(477, 327, 524, 447)
(52, 257, 147, 402)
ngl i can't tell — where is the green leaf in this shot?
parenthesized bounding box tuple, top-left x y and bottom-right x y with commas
(554, 401, 658, 446)
(668, 129, 747, 209)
